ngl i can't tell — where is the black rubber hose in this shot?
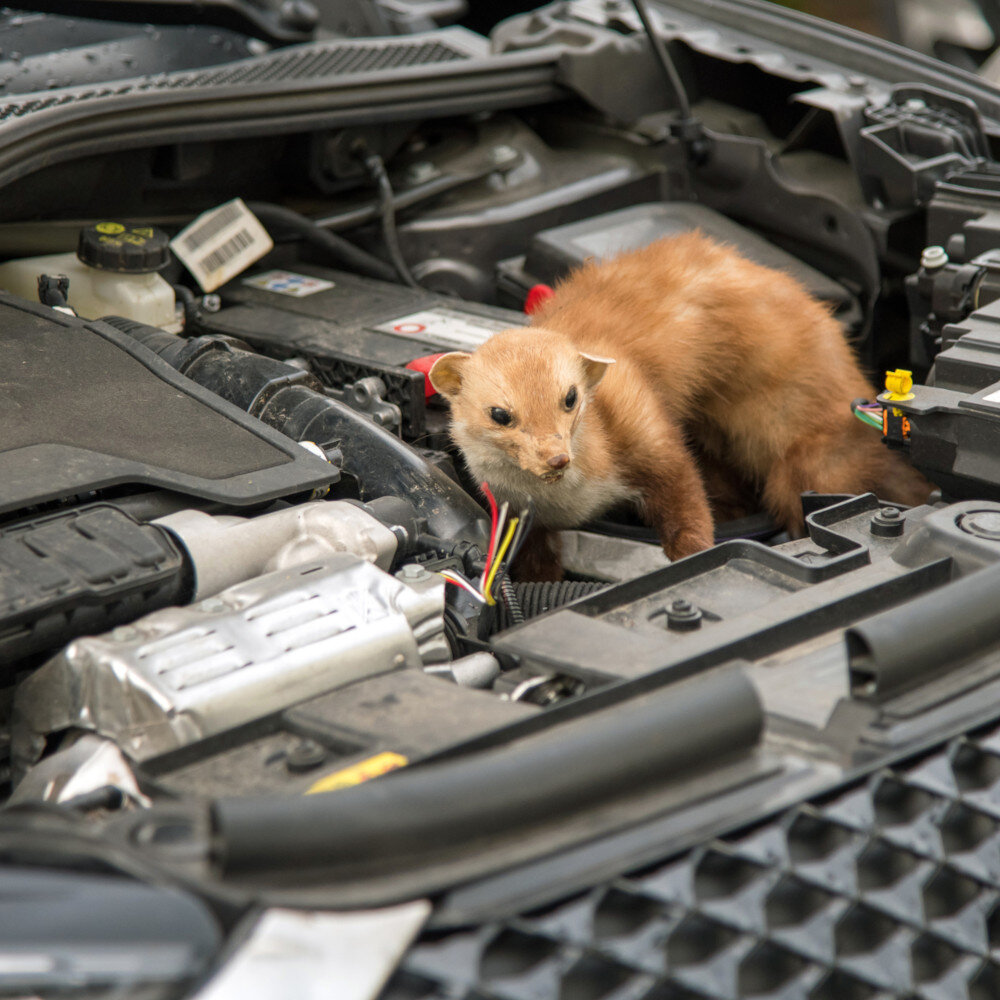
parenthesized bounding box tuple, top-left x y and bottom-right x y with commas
(214, 667, 764, 878)
(244, 201, 397, 283)
(359, 151, 419, 289)
(103, 318, 488, 545)
(171, 283, 198, 328)
(313, 170, 481, 231)
(847, 559, 1000, 699)
(492, 580, 607, 632)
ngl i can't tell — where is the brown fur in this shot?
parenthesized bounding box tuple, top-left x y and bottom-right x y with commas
(430, 232, 932, 567)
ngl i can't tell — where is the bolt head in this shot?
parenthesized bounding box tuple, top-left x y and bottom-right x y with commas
(285, 739, 327, 773)
(870, 507, 905, 536)
(665, 598, 702, 631)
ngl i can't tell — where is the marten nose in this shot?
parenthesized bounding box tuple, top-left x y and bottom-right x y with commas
(547, 453, 570, 470)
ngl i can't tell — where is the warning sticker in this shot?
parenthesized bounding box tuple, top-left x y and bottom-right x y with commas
(374, 308, 513, 350)
(243, 269, 336, 298)
(305, 751, 409, 795)
(170, 198, 273, 292)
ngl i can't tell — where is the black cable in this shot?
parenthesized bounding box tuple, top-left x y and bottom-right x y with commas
(244, 201, 397, 283)
(630, 0, 709, 164)
(507, 504, 534, 567)
(631, 0, 691, 120)
(359, 151, 420, 289)
(171, 283, 199, 328)
(314, 170, 487, 232)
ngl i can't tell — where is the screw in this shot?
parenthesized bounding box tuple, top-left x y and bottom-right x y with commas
(665, 598, 703, 631)
(847, 74, 867, 90)
(920, 245, 949, 270)
(400, 563, 426, 580)
(285, 739, 327, 773)
(870, 506, 904, 537)
(200, 293, 221, 313)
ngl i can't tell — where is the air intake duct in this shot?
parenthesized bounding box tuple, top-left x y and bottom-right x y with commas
(100, 317, 487, 545)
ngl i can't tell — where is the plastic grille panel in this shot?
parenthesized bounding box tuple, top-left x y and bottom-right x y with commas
(0, 39, 471, 122)
(383, 719, 1000, 999)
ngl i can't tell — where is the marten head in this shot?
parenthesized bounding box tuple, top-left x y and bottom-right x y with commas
(429, 327, 614, 484)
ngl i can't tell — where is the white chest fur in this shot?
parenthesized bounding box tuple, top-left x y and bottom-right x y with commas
(458, 439, 636, 529)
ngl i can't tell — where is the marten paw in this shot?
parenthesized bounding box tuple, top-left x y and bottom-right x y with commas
(662, 527, 714, 561)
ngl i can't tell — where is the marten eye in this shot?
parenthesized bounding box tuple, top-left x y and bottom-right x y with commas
(490, 407, 512, 426)
(564, 386, 578, 410)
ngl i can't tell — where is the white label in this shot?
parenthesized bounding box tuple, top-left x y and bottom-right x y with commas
(374, 308, 512, 350)
(243, 269, 336, 297)
(171, 198, 273, 292)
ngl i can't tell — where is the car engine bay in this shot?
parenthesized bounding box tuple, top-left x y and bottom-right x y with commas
(8, 0, 1000, 995)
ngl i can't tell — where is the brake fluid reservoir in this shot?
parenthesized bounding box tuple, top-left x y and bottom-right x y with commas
(0, 222, 178, 330)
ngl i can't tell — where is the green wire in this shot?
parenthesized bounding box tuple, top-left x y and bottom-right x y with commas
(853, 408, 883, 429)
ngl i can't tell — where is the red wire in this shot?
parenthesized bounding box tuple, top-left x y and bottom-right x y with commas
(481, 481, 499, 581)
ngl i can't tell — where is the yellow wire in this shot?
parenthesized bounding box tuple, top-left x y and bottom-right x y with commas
(484, 516, 519, 605)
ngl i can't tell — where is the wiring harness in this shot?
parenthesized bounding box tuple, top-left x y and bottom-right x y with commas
(437, 482, 534, 614)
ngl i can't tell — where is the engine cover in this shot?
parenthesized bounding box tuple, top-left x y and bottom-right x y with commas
(0, 293, 336, 516)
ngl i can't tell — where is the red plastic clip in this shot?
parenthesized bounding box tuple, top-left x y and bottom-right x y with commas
(406, 353, 447, 399)
(524, 283, 554, 315)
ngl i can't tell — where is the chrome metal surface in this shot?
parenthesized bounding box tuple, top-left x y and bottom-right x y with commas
(155, 501, 398, 600)
(14, 554, 444, 764)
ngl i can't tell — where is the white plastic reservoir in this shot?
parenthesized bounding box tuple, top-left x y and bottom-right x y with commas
(0, 222, 178, 330)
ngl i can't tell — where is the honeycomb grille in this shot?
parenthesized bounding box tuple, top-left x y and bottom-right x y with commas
(383, 719, 1000, 999)
(0, 39, 470, 122)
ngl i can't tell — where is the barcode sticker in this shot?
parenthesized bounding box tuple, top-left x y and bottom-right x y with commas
(170, 198, 273, 292)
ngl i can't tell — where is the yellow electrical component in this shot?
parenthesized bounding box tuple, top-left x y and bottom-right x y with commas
(883, 368, 915, 401)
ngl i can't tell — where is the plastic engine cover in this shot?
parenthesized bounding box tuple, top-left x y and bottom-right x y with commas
(0, 293, 336, 516)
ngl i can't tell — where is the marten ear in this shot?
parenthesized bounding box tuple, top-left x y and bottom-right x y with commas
(429, 352, 472, 398)
(579, 351, 615, 390)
